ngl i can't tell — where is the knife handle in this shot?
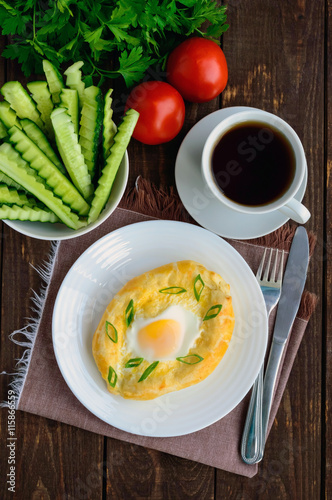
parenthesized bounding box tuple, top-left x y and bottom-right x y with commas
(261, 339, 286, 447)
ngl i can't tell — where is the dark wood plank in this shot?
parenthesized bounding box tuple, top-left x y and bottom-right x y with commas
(325, 1, 332, 498)
(106, 440, 215, 500)
(215, 0, 325, 498)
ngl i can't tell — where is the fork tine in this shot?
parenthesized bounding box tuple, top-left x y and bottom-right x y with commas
(277, 250, 285, 283)
(256, 248, 267, 279)
(263, 249, 273, 281)
(270, 249, 278, 282)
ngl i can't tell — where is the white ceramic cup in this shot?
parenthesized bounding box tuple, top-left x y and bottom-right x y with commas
(201, 109, 311, 224)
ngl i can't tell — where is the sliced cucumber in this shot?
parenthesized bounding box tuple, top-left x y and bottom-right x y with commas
(0, 203, 59, 223)
(8, 125, 90, 216)
(0, 120, 8, 140)
(0, 102, 22, 130)
(59, 88, 79, 135)
(27, 81, 54, 140)
(0, 143, 86, 229)
(42, 59, 64, 104)
(51, 107, 94, 201)
(0, 81, 44, 130)
(20, 119, 66, 176)
(103, 89, 117, 160)
(0, 184, 36, 206)
(64, 61, 85, 107)
(0, 171, 25, 191)
(79, 86, 103, 180)
(88, 109, 139, 224)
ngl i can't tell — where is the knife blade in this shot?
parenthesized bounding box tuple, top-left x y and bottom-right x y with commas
(261, 226, 309, 451)
(272, 226, 309, 343)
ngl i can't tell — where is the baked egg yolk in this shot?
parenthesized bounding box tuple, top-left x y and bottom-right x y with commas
(137, 319, 182, 358)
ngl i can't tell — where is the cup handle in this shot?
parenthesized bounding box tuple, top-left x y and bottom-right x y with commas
(278, 198, 311, 224)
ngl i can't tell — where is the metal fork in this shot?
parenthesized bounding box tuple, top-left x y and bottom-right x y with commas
(241, 248, 285, 465)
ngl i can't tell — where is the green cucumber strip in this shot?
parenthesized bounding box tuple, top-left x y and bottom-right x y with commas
(42, 59, 64, 104)
(27, 81, 54, 140)
(0, 203, 59, 223)
(20, 119, 66, 175)
(138, 361, 159, 382)
(64, 61, 85, 107)
(51, 108, 94, 200)
(0, 81, 44, 130)
(103, 89, 117, 160)
(0, 120, 7, 139)
(59, 88, 79, 135)
(88, 109, 139, 223)
(8, 126, 90, 216)
(0, 102, 22, 130)
(0, 184, 37, 206)
(0, 143, 86, 229)
(79, 86, 103, 180)
(0, 171, 25, 192)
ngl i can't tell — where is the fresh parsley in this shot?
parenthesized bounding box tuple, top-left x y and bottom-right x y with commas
(0, 0, 228, 87)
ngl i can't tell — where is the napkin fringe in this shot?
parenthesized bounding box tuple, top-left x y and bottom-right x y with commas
(121, 177, 317, 255)
(0, 241, 59, 409)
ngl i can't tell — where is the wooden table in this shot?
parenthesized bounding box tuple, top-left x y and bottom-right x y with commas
(0, 1, 329, 498)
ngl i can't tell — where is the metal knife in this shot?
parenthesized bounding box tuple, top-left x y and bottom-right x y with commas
(260, 226, 309, 457)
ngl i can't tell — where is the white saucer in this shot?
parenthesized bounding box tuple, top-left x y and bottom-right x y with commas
(175, 106, 308, 240)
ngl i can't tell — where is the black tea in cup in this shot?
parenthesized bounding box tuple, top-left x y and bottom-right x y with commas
(211, 122, 296, 206)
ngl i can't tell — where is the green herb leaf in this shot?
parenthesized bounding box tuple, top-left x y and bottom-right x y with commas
(193, 274, 204, 302)
(125, 357, 144, 368)
(117, 47, 155, 88)
(125, 299, 134, 327)
(105, 321, 118, 343)
(203, 304, 223, 321)
(138, 361, 159, 382)
(0, 1, 228, 86)
(159, 286, 187, 295)
(107, 365, 117, 388)
(176, 354, 204, 365)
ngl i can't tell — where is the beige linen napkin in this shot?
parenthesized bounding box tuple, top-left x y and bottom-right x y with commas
(2, 181, 317, 478)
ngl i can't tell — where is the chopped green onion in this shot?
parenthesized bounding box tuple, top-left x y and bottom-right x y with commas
(193, 274, 204, 302)
(105, 321, 118, 343)
(125, 299, 134, 327)
(107, 365, 117, 388)
(125, 357, 144, 368)
(138, 361, 159, 382)
(176, 354, 204, 365)
(159, 286, 187, 295)
(203, 304, 223, 321)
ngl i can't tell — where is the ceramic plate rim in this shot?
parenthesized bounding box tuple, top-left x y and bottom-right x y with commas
(52, 220, 268, 437)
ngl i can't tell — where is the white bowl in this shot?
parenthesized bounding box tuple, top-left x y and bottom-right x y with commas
(3, 152, 129, 241)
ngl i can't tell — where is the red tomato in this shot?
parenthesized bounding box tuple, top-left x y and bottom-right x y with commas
(166, 37, 228, 103)
(125, 81, 185, 145)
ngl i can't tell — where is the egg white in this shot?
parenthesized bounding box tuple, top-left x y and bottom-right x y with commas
(125, 305, 202, 362)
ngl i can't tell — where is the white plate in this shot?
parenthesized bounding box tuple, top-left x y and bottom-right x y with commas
(175, 107, 307, 239)
(4, 152, 128, 241)
(52, 220, 268, 437)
